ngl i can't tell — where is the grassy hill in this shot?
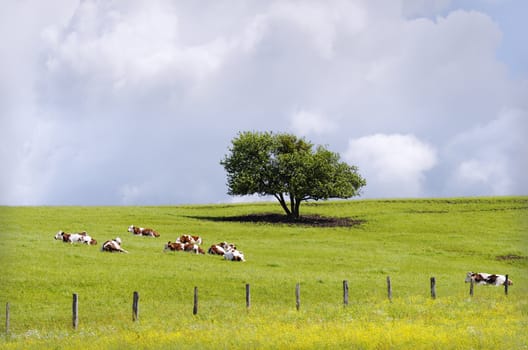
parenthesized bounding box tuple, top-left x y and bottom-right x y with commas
(0, 197, 527, 349)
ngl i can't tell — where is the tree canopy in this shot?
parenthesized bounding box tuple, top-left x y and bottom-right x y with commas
(220, 131, 366, 219)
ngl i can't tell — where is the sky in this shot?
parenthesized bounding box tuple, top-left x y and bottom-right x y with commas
(1, 0, 527, 206)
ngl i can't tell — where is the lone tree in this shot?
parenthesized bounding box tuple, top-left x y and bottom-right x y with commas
(220, 131, 366, 220)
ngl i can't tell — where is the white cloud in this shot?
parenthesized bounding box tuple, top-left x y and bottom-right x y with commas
(455, 160, 511, 194)
(42, 0, 233, 93)
(289, 110, 337, 136)
(445, 108, 528, 196)
(266, 1, 367, 60)
(344, 134, 437, 198)
(1, 1, 526, 205)
(402, 0, 452, 18)
(228, 194, 275, 204)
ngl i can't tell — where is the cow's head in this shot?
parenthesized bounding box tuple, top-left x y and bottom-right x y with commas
(127, 226, 135, 233)
(465, 272, 475, 283)
(54, 231, 64, 240)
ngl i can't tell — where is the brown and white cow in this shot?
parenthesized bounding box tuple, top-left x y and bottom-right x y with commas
(184, 243, 205, 254)
(207, 244, 226, 255)
(176, 234, 202, 245)
(55, 231, 81, 243)
(164, 241, 204, 254)
(55, 231, 97, 245)
(224, 249, 245, 262)
(76, 231, 97, 245)
(208, 242, 237, 256)
(465, 272, 513, 286)
(128, 225, 160, 237)
(101, 237, 128, 253)
(164, 241, 185, 251)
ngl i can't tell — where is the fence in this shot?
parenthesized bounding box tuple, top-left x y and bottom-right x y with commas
(3, 275, 511, 333)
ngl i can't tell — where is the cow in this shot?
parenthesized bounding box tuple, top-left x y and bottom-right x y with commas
(208, 242, 237, 256)
(465, 272, 513, 286)
(219, 241, 237, 251)
(207, 244, 226, 255)
(101, 237, 128, 253)
(79, 232, 97, 245)
(183, 243, 205, 254)
(176, 234, 202, 245)
(128, 225, 160, 237)
(69, 231, 97, 245)
(224, 249, 245, 262)
(164, 241, 185, 251)
(164, 241, 205, 254)
(55, 231, 96, 244)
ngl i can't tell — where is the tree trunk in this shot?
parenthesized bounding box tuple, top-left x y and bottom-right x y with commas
(289, 194, 295, 217)
(293, 199, 301, 219)
(275, 193, 291, 217)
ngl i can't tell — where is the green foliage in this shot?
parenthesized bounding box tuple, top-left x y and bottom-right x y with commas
(220, 131, 366, 218)
(0, 197, 527, 349)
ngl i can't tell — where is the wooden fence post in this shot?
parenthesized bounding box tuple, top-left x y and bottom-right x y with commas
(132, 291, 139, 322)
(430, 277, 437, 299)
(469, 279, 474, 297)
(504, 275, 509, 295)
(387, 276, 392, 302)
(343, 280, 349, 306)
(5, 302, 9, 335)
(193, 287, 198, 315)
(72, 294, 78, 330)
(246, 284, 251, 310)
(295, 283, 301, 311)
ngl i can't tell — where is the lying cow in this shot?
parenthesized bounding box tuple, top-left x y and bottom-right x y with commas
(164, 241, 204, 254)
(224, 249, 245, 262)
(55, 231, 97, 245)
(101, 237, 128, 253)
(76, 231, 97, 245)
(465, 272, 513, 286)
(208, 244, 226, 255)
(80, 234, 97, 245)
(184, 243, 205, 254)
(55, 231, 82, 243)
(208, 242, 237, 256)
(128, 225, 160, 237)
(164, 241, 184, 252)
(176, 234, 202, 245)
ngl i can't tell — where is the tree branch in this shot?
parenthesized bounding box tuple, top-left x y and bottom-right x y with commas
(274, 193, 291, 216)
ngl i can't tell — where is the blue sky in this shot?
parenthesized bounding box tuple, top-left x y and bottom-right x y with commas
(1, 0, 526, 205)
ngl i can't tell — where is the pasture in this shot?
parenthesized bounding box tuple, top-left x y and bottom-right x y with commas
(0, 197, 527, 349)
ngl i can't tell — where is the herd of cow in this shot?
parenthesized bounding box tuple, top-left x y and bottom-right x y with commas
(54, 226, 513, 281)
(53, 225, 245, 261)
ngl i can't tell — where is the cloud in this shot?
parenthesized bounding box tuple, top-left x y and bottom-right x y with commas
(402, 0, 452, 18)
(344, 134, 437, 198)
(445, 108, 528, 196)
(455, 160, 510, 193)
(1, 1, 526, 205)
(289, 110, 337, 136)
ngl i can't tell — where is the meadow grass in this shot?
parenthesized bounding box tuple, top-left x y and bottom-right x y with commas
(0, 197, 526, 349)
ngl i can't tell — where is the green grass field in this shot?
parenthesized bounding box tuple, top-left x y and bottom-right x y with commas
(0, 197, 527, 349)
